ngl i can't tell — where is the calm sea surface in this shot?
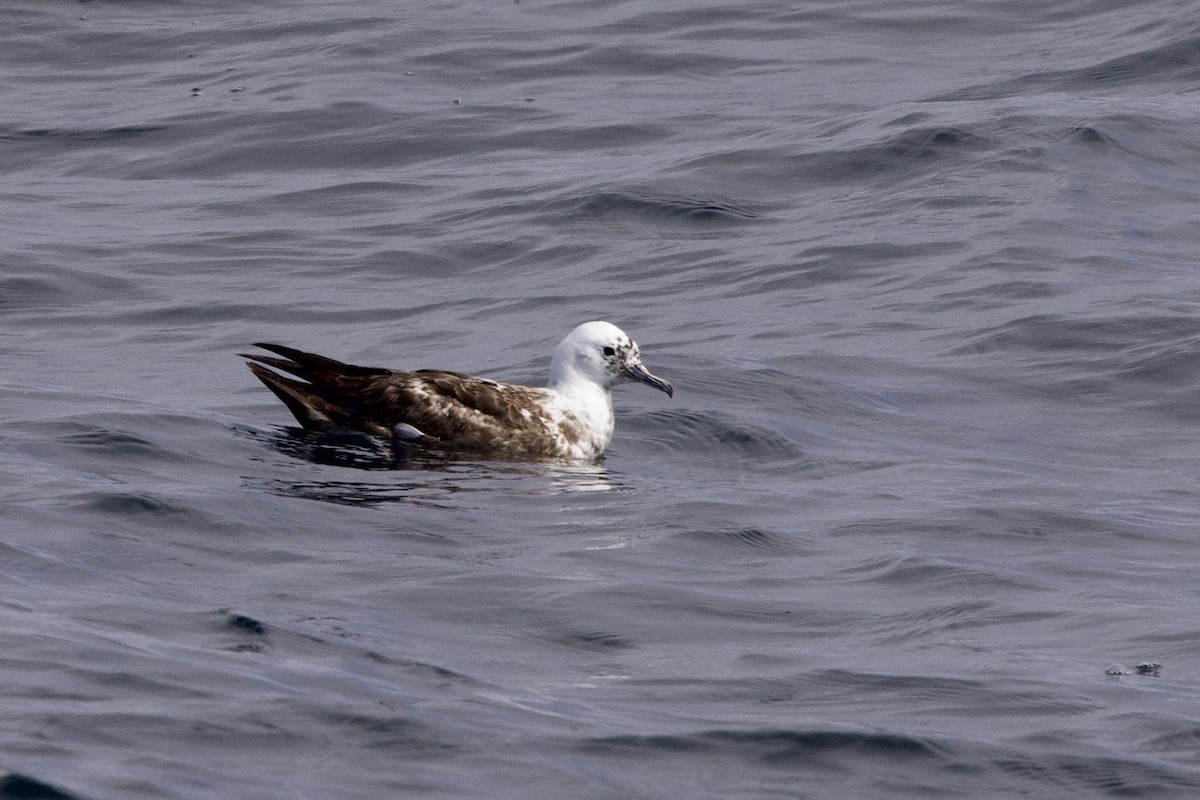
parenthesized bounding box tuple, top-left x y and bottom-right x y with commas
(3, 1, 1200, 797)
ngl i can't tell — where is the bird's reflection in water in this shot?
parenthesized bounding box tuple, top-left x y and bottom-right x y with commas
(239, 425, 621, 507)
(264, 426, 444, 471)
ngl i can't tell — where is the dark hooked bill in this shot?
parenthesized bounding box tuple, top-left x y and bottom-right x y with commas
(625, 362, 673, 397)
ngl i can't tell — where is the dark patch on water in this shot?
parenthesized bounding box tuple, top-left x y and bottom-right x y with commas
(1070, 125, 1114, 145)
(79, 492, 187, 517)
(579, 728, 940, 762)
(310, 710, 461, 755)
(255, 478, 441, 508)
(61, 428, 157, 452)
(0, 277, 73, 310)
(670, 526, 813, 557)
(0, 124, 165, 144)
(58, 424, 180, 463)
(560, 185, 765, 224)
(70, 489, 235, 535)
(793, 126, 993, 184)
(229, 613, 266, 635)
(551, 629, 635, 652)
(0, 774, 86, 800)
(669, 123, 997, 189)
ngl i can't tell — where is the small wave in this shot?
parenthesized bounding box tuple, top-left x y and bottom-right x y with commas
(542, 628, 636, 652)
(626, 409, 803, 465)
(68, 491, 238, 535)
(793, 125, 993, 185)
(0, 264, 134, 312)
(935, 36, 1200, 101)
(943, 312, 1200, 409)
(0, 124, 165, 144)
(578, 727, 940, 760)
(669, 526, 815, 557)
(559, 185, 765, 225)
(78, 492, 188, 516)
(946, 312, 1200, 361)
(58, 425, 181, 463)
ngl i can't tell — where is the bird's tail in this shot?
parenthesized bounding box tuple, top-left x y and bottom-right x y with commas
(242, 343, 385, 430)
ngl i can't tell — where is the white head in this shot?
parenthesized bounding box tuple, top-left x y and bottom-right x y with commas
(548, 321, 673, 397)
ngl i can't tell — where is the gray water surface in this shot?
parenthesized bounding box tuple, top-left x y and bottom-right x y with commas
(3, 1, 1200, 798)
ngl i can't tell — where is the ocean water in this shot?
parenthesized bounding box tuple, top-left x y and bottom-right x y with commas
(3, 1, 1200, 797)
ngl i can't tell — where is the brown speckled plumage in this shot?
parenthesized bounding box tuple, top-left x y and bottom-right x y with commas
(242, 322, 672, 461)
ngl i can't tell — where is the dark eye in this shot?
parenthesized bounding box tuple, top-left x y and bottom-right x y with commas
(602, 346, 616, 357)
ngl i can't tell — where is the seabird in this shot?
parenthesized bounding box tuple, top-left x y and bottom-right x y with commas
(243, 321, 673, 460)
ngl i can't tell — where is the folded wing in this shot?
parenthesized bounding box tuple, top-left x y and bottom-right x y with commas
(244, 343, 571, 455)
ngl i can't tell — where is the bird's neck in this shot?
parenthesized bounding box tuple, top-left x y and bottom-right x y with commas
(547, 370, 615, 450)
(548, 371, 612, 410)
